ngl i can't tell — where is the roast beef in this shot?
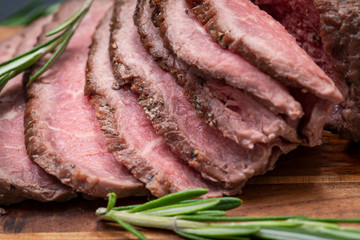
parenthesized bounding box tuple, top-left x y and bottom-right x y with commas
(316, 0, 360, 141)
(86, 5, 221, 197)
(254, 0, 360, 141)
(132, 0, 299, 190)
(152, 0, 302, 148)
(254, 0, 337, 85)
(186, 0, 342, 104)
(137, 0, 268, 149)
(0, 17, 75, 205)
(154, 0, 303, 120)
(25, 0, 146, 198)
(179, 0, 342, 146)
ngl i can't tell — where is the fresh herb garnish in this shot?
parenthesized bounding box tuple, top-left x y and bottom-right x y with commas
(97, 189, 360, 240)
(0, 0, 62, 26)
(0, 0, 93, 92)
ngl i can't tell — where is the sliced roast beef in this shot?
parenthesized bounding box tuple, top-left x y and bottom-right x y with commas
(254, 0, 339, 88)
(132, 0, 298, 190)
(186, 0, 342, 104)
(0, 17, 75, 205)
(152, 0, 301, 148)
(153, 0, 303, 120)
(139, 1, 275, 149)
(25, 0, 146, 198)
(253, 0, 347, 131)
(254, 0, 360, 141)
(86, 6, 221, 197)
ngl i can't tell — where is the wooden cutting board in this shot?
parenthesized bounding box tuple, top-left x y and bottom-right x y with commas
(1, 28, 360, 240)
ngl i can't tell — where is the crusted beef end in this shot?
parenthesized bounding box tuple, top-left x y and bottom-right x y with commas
(25, 0, 146, 198)
(86, 4, 221, 197)
(254, 0, 360, 141)
(186, 0, 342, 104)
(315, 0, 360, 141)
(0, 16, 75, 205)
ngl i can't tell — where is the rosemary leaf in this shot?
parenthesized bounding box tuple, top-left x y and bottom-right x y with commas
(129, 188, 208, 213)
(181, 226, 259, 237)
(300, 226, 360, 240)
(178, 215, 301, 222)
(46, 0, 91, 36)
(177, 230, 250, 240)
(141, 199, 220, 216)
(211, 221, 301, 228)
(0, 32, 63, 68)
(194, 210, 226, 216)
(340, 227, 360, 233)
(182, 197, 242, 211)
(254, 227, 335, 240)
(29, 28, 73, 83)
(287, 219, 339, 229)
(113, 204, 141, 211)
(302, 217, 360, 223)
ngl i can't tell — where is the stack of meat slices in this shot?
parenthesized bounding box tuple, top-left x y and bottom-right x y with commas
(2, 0, 356, 204)
(253, 0, 360, 140)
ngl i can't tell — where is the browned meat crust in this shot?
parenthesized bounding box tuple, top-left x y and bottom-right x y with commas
(315, 0, 360, 140)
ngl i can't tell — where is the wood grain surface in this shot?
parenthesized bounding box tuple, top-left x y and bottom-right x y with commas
(0, 28, 360, 240)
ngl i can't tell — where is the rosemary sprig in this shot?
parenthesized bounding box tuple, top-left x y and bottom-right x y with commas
(97, 189, 360, 240)
(0, 0, 93, 92)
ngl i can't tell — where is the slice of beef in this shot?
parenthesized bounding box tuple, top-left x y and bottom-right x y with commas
(315, 0, 360, 141)
(152, 0, 301, 148)
(132, 0, 298, 190)
(86, 6, 221, 197)
(25, 0, 146, 198)
(153, 0, 303, 121)
(253, 0, 340, 89)
(0, 17, 75, 205)
(186, 0, 343, 104)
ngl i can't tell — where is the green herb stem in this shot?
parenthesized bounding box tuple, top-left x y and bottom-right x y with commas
(194, 210, 226, 216)
(97, 189, 360, 240)
(181, 226, 259, 237)
(178, 215, 302, 222)
(0, 0, 93, 92)
(105, 214, 148, 240)
(105, 210, 208, 230)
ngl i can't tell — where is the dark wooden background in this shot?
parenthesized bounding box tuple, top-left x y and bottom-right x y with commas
(1, 28, 359, 239)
